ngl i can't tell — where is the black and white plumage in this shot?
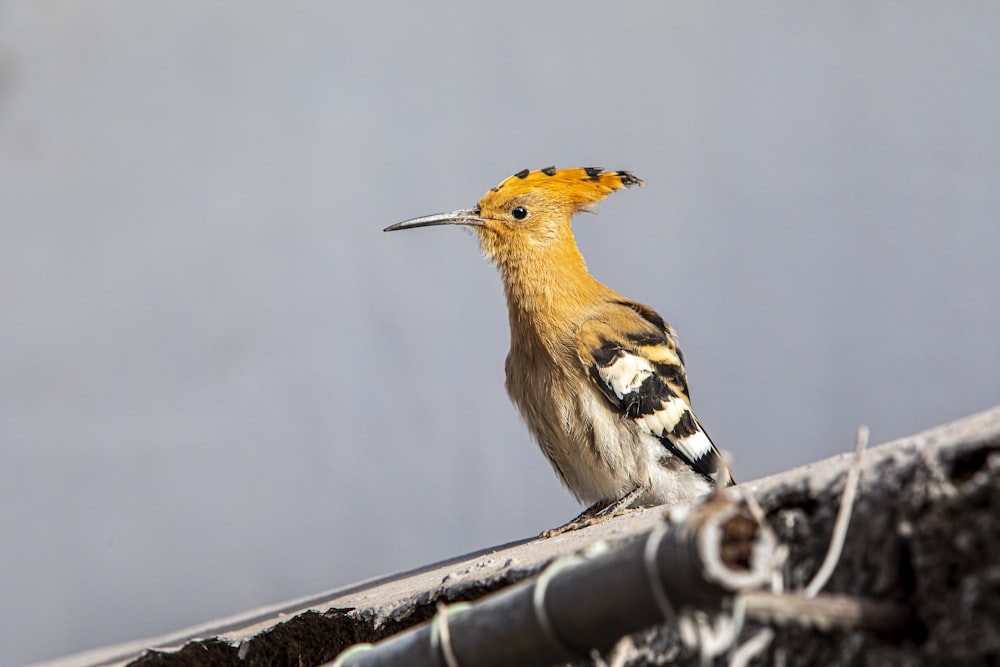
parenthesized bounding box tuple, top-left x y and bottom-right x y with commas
(576, 300, 732, 497)
(503, 295, 732, 518)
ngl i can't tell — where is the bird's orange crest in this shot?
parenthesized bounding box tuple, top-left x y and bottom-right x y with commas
(478, 166, 643, 213)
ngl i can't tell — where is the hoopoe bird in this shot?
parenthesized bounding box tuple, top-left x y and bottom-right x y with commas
(385, 167, 733, 533)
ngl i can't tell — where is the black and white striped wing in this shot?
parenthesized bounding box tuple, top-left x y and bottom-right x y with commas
(575, 302, 732, 485)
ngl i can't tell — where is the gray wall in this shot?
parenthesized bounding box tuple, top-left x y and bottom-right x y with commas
(1, 3, 997, 665)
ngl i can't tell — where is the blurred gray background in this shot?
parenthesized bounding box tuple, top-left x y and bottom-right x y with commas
(1, 2, 998, 664)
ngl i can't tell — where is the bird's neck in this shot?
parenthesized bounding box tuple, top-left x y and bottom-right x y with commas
(495, 235, 607, 347)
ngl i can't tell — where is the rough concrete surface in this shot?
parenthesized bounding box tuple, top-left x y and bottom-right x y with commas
(579, 408, 1000, 667)
(32, 406, 1000, 667)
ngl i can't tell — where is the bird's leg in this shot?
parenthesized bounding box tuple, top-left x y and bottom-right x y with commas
(540, 484, 648, 538)
(592, 484, 647, 517)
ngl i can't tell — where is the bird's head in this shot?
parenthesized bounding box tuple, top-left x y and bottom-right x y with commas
(385, 166, 643, 267)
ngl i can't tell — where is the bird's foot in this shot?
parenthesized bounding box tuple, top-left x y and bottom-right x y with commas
(539, 485, 648, 538)
(538, 507, 605, 538)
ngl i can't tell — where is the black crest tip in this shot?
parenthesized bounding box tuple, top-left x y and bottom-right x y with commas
(616, 171, 643, 188)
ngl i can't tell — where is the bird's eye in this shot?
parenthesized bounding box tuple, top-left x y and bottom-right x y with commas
(511, 206, 528, 220)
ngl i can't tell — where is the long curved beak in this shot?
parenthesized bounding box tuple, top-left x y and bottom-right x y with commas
(384, 209, 485, 232)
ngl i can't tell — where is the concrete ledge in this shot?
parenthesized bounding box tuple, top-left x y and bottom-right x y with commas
(33, 405, 1000, 667)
